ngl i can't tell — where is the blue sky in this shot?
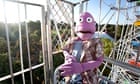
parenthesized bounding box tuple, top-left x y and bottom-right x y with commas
(73, 0, 136, 24)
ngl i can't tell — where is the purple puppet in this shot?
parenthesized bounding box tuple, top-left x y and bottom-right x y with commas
(58, 12, 104, 84)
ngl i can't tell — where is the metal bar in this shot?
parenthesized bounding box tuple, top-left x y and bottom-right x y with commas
(71, 5, 75, 37)
(98, 76, 115, 84)
(40, 7, 49, 84)
(136, 46, 140, 63)
(46, 0, 53, 83)
(24, 4, 33, 84)
(101, 50, 114, 74)
(0, 63, 44, 81)
(101, 11, 116, 32)
(79, 0, 84, 14)
(104, 57, 140, 76)
(111, 0, 121, 82)
(113, 0, 121, 58)
(57, 0, 77, 38)
(98, 0, 102, 32)
(100, 9, 112, 23)
(1, 0, 49, 84)
(5, 0, 43, 7)
(85, 0, 88, 11)
(59, 0, 89, 6)
(56, 1, 72, 23)
(2, 1, 14, 84)
(118, 20, 129, 62)
(17, 3, 25, 84)
(53, 17, 64, 48)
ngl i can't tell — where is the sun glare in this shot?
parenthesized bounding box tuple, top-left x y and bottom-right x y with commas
(0, 0, 42, 23)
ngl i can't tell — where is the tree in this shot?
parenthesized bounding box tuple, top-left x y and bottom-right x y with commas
(0, 37, 7, 53)
(101, 38, 113, 56)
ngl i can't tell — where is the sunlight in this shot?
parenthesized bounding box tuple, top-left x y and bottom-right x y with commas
(0, 0, 42, 23)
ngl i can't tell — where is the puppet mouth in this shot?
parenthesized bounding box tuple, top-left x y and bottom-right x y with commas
(78, 31, 93, 34)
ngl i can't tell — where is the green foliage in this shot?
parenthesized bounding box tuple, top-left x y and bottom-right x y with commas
(105, 24, 128, 40)
(0, 53, 9, 77)
(32, 67, 44, 84)
(101, 38, 113, 56)
(0, 22, 6, 38)
(0, 21, 42, 83)
(0, 37, 7, 53)
(53, 52, 64, 70)
(51, 21, 71, 51)
(28, 20, 41, 33)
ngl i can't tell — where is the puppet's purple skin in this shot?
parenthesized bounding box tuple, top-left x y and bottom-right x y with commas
(75, 12, 96, 40)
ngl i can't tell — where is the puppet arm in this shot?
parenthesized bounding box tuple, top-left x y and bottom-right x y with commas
(81, 56, 103, 71)
(59, 56, 103, 76)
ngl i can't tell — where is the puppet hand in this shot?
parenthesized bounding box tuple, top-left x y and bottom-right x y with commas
(58, 61, 83, 76)
(59, 56, 103, 76)
(63, 51, 77, 63)
(64, 55, 77, 63)
(59, 50, 83, 76)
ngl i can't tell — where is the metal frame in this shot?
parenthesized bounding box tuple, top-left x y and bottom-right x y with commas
(0, 0, 49, 84)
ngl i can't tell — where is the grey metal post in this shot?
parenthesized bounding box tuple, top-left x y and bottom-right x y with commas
(79, 0, 84, 14)
(3, 0, 14, 84)
(111, 0, 121, 82)
(45, 0, 54, 84)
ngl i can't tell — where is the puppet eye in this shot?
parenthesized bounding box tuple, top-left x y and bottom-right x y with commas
(86, 17, 93, 23)
(79, 18, 83, 22)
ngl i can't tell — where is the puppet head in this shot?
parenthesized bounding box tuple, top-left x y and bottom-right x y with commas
(75, 12, 96, 40)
